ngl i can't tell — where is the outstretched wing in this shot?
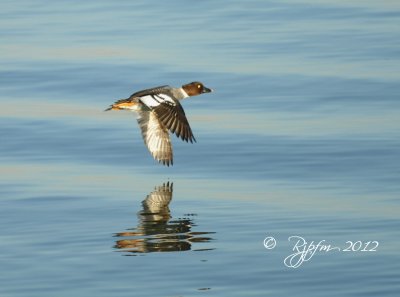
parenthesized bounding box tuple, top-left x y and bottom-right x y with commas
(153, 101, 196, 143)
(128, 85, 170, 99)
(142, 182, 173, 213)
(137, 110, 173, 166)
(138, 94, 196, 143)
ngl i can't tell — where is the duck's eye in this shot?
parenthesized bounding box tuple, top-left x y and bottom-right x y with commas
(197, 85, 201, 89)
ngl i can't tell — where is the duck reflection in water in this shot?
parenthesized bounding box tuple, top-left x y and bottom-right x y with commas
(114, 182, 215, 254)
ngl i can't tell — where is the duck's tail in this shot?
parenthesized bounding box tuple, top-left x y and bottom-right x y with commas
(104, 98, 134, 111)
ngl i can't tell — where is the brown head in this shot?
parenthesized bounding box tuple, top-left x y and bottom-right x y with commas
(182, 81, 213, 97)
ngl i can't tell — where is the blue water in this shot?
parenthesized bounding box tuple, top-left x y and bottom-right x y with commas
(1, 0, 400, 296)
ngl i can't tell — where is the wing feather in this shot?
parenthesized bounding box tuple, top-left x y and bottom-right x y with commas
(128, 85, 170, 99)
(137, 110, 173, 166)
(142, 182, 173, 213)
(151, 102, 196, 143)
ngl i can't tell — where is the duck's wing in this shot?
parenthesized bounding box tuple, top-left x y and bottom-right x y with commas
(142, 182, 173, 213)
(137, 110, 173, 166)
(138, 93, 196, 143)
(128, 85, 171, 98)
(153, 100, 196, 143)
(105, 85, 170, 111)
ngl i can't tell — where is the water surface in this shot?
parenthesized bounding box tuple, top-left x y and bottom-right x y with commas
(1, 1, 400, 296)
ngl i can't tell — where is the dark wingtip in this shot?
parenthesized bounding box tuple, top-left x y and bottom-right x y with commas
(104, 106, 112, 111)
(159, 159, 173, 167)
(179, 133, 196, 143)
(188, 136, 196, 143)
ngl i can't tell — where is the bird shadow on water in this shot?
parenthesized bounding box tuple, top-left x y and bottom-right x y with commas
(113, 182, 215, 255)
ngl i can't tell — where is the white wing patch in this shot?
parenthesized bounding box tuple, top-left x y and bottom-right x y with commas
(139, 94, 175, 108)
(137, 110, 173, 166)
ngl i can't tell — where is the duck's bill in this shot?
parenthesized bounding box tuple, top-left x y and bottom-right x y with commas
(202, 86, 213, 93)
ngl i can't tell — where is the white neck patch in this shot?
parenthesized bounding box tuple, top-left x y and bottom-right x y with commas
(179, 87, 189, 99)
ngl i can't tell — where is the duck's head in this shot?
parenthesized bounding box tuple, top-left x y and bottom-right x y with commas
(182, 81, 213, 97)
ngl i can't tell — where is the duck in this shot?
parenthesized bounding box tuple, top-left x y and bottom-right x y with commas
(105, 81, 213, 166)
